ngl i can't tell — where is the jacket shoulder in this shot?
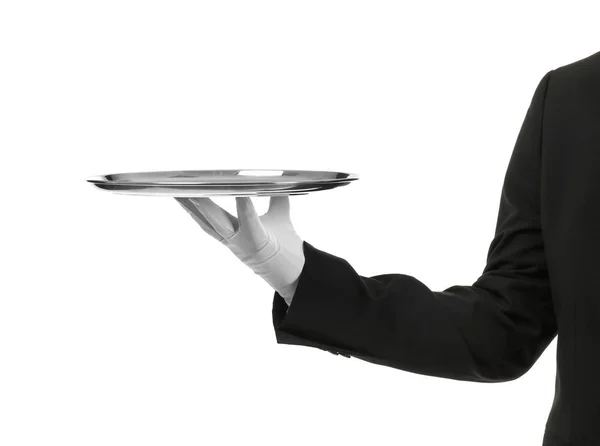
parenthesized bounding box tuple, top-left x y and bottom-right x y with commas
(551, 50, 600, 79)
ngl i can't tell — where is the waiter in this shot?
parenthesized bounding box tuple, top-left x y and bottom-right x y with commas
(175, 49, 600, 446)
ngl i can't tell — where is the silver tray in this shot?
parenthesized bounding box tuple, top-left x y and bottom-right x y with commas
(85, 169, 359, 197)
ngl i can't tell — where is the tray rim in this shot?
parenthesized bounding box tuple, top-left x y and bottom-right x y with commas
(91, 181, 352, 197)
(85, 169, 359, 186)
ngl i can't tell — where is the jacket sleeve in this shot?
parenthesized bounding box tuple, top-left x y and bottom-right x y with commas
(271, 70, 558, 383)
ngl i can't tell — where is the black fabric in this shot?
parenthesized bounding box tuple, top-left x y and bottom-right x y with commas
(271, 50, 600, 445)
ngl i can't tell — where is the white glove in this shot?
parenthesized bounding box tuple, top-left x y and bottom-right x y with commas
(175, 195, 305, 304)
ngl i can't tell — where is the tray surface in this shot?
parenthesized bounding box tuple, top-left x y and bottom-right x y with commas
(86, 169, 358, 197)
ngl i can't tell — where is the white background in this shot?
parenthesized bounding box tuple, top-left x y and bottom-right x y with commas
(1, 1, 597, 445)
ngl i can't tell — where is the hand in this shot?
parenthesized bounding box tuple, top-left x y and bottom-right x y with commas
(175, 195, 305, 303)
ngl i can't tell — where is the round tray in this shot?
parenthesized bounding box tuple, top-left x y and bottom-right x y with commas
(86, 169, 359, 197)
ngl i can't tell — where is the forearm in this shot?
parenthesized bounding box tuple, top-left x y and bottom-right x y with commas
(273, 241, 556, 382)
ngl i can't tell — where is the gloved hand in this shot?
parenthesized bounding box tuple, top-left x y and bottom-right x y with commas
(175, 195, 305, 304)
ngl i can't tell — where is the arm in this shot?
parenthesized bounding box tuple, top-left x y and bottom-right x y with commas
(271, 70, 558, 383)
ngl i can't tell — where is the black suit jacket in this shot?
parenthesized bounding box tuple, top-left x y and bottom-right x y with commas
(271, 50, 600, 446)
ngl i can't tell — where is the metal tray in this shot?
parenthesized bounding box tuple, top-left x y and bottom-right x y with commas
(86, 169, 359, 197)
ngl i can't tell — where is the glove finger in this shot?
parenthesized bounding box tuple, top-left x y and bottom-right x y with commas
(189, 197, 237, 239)
(236, 197, 268, 246)
(175, 198, 224, 242)
(267, 195, 290, 218)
